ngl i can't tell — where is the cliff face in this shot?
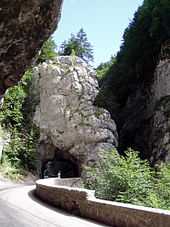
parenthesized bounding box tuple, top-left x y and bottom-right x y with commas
(0, 0, 63, 95)
(33, 56, 118, 178)
(118, 85, 149, 158)
(149, 60, 170, 163)
(114, 57, 170, 163)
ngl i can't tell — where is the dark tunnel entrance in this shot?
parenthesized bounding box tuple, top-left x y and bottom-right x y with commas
(44, 150, 81, 178)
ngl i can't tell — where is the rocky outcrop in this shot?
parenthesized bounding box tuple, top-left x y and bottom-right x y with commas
(0, 0, 63, 95)
(34, 56, 118, 178)
(113, 58, 170, 164)
(149, 60, 170, 163)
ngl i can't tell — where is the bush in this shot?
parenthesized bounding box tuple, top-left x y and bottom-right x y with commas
(0, 70, 39, 172)
(84, 149, 170, 210)
(3, 128, 38, 170)
(150, 164, 170, 209)
(96, 57, 115, 86)
(0, 37, 55, 178)
(97, 0, 170, 116)
(0, 157, 25, 181)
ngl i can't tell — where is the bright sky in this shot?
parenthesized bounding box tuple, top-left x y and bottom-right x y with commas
(54, 0, 143, 67)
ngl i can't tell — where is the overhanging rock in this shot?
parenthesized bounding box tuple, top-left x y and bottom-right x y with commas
(0, 0, 63, 95)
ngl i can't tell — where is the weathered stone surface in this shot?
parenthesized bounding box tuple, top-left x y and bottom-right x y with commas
(149, 60, 170, 163)
(115, 58, 170, 163)
(34, 56, 118, 177)
(0, 0, 63, 95)
(118, 87, 149, 157)
(36, 178, 170, 227)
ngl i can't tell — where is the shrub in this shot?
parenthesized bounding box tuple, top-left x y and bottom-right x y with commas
(84, 149, 170, 210)
(0, 157, 25, 181)
(150, 164, 170, 209)
(0, 70, 39, 173)
(0, 37, 56, 178)
(97, 0, 170, 118)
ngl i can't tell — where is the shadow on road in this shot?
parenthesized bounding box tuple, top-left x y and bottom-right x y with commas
(28, 189, 72, 217)
(28, 189, 108, 227)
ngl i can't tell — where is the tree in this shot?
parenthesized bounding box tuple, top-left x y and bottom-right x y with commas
(0, 36, 58, 178)
(83, 149, 170, 210)
(97, 0, 170, 111)
(96, 56, 116, 85)
(38, 37, 57, 63)
(59, 28, 94, 64)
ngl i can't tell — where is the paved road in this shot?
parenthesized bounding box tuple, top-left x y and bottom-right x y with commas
(0, 182, 107, 227)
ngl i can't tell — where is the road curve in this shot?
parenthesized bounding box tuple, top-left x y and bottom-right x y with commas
(0, 184, 108, 227)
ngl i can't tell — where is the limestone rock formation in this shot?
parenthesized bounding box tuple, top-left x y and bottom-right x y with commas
(0, 0, 63, 95)
(34, 56, 118, 178)
(109, 57, 170, 164)
(149, 60, 170, 163)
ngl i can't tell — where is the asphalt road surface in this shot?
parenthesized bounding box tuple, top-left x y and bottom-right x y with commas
(0, 181, 107, 227)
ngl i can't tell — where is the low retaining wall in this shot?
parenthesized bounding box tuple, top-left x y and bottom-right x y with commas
(35, 178, 170, 227)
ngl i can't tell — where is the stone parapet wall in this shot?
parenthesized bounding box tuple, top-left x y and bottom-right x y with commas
(36, 178, 170, 227)
(40, 177, 82, 187)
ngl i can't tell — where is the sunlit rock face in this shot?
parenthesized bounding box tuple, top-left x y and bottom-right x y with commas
(34, 56, 118, 177)
(0, 0, 63, 95)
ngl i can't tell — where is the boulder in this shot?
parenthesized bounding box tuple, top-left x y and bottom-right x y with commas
(34, 56, 118, 178)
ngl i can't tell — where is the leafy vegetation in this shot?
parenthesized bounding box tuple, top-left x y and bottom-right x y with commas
(84, 149, 170, 210)
(97, 0, 170, 109)
(0, 158, 25, 181)
(0, 70, 39, 173)
(59, 28, 94, 64)
(38, 37, 57, 63)
(96, 56, 115, 86)
(0, 37, 57, 179)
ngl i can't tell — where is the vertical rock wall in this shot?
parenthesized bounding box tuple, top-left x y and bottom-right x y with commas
(117, 58, 170, 164)
(149, 60, 170, 163)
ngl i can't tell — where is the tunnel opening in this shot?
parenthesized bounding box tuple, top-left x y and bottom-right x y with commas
(44, 149, 81, 178)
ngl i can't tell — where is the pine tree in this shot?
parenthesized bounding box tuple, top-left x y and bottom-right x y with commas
(38, 37, 57, 63)
(59, 28, 94, 64)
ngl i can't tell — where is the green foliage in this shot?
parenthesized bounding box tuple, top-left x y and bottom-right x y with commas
(0, 70, 32, 129)
(98, 0, 170, 111)
(59, 28, 94, 64)
(150, 164, 170, 209)
(0, 158, 25, 181)
(3, 127, 38, 170)
(0, 36, 57, 177)
(0, 70, 39, 172)
(84, 149, 153, 203)
(84, 149, 170, 210)
(38, 37, 57, 63)
(96, 57, 115, 86)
